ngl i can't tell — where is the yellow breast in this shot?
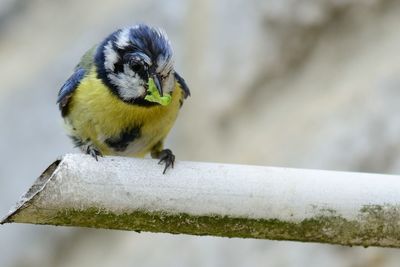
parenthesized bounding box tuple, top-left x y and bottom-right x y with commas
(65, 66, 182, 157)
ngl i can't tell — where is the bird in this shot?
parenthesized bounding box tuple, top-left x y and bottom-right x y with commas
(57, 24, 190, 174)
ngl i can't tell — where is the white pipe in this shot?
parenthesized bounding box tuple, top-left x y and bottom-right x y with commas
(2, 154, 400, 248)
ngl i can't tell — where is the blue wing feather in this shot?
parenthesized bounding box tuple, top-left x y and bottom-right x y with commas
(57, 68, 86, 116)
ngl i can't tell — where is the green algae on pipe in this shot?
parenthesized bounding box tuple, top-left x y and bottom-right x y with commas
(2, 154, 400, 248)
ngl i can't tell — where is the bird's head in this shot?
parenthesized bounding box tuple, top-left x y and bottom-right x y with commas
(95, 24, 175, 105)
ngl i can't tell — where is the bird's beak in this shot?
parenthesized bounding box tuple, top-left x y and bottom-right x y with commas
(152, 74, 163, 97)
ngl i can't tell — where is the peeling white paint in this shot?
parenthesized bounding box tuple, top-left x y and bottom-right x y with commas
(3, 154, 400, 247)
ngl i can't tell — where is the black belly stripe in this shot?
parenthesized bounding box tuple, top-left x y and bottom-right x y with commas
(105, 125, 142, 152)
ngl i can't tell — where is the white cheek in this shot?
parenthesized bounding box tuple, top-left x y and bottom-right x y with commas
(163, 74, 175, 94)
(119, 84, 146, 101)
(107, 65, 146, 100)
(123, 64, 136, 76)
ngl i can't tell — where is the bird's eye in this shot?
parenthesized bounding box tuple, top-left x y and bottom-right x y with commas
(130, 63, 145, 73)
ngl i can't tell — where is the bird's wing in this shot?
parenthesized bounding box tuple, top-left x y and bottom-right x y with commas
(174, 72, 191, 99)
(57, 67, 86, 117)
(57, 45, 97, 117)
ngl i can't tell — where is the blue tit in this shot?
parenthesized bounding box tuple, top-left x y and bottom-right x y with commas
(57, 24, 190, 174)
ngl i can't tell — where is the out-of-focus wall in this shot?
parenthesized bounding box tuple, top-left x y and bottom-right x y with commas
(1, 0, 400, 266)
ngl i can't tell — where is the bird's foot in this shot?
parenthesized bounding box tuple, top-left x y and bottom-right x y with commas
(158, 149, 175, 174)
(84, 144, 103, 161)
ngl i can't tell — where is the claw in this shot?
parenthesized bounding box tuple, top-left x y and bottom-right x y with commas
(85, 144, 103, 161)
(157, 149, 175, 174)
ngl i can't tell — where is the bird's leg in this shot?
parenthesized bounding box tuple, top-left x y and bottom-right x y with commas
(81, 141, 103, 161)
(151, 141, 175, 174)
(157, 149, 175, 174)
(69, 135, 103, 161)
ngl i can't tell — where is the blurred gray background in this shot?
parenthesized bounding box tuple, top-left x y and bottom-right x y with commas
(1, 0, 400, 266)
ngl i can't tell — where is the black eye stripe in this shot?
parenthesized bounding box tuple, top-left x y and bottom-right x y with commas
(137, 69, 148, 81)
(113, 62, 124, 74)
